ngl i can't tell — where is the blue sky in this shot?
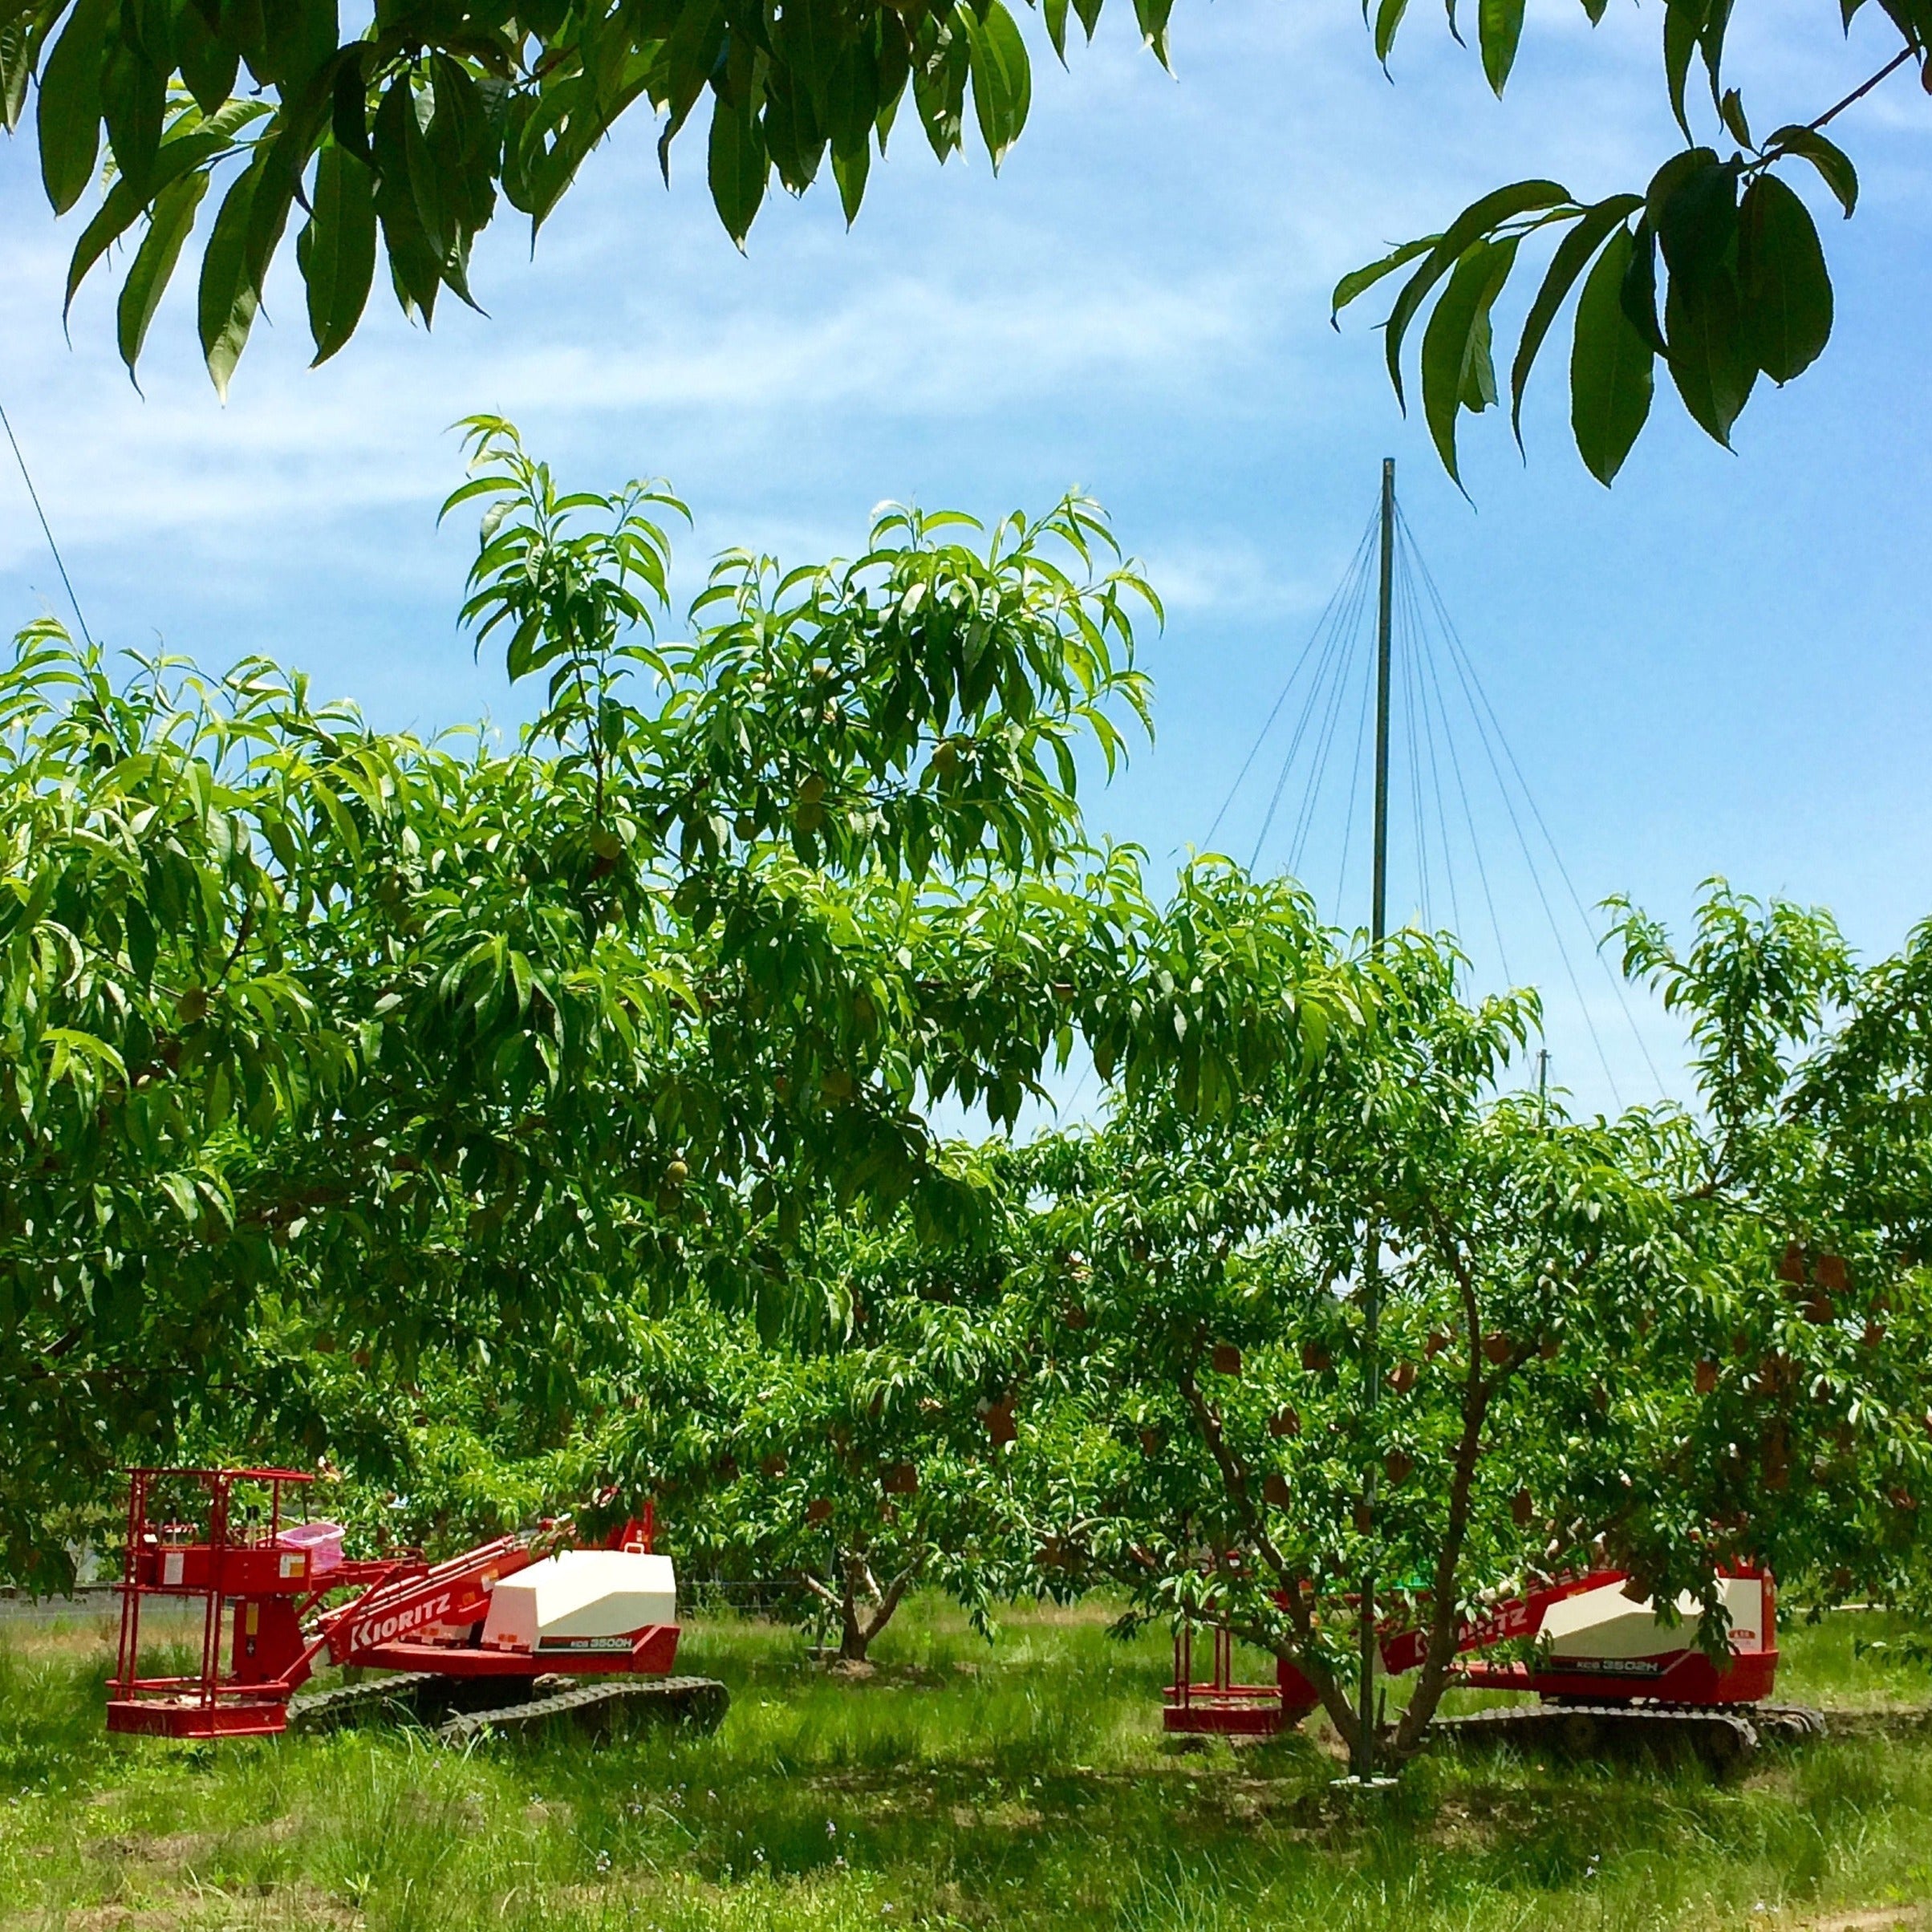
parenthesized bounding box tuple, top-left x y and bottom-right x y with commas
(2, 0, 1927, 1115)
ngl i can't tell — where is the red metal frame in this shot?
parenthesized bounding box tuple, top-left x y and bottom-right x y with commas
(108, 1468, 684, 1740)
(1163, 1620, 1320, 1736)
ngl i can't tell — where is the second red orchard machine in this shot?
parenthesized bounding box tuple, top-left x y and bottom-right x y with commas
(106, 1467, 726, 1743)
(1163, 1565, 1824, 1766)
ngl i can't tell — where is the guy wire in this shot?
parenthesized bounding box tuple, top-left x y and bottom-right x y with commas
(1400, 506, 1667, 1098)
(1203, 509, 1378, 853)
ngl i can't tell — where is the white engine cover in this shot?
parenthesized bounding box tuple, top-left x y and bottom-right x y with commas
(1543, 1574, 1766, 1661)
(481, 1550, 677, 1654)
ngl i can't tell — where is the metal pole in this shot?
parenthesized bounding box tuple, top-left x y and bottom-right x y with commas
(1371, 457, 1394, 952)
(1356, 458, 1394, 1781)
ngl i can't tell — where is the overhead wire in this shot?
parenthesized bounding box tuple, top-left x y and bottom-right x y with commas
(0, 398, 92, 647)
(1203, 510, 1379, 854)
(1398, 578, 1432, 928)
(1252, 570, 1366, 875)
(1397, 522, 1623, 1106)
(1405, 555, 1512, 983)
(1399, 506, 1667, 1098)
(1410, 570, 1462, 940)
(1331, 627, 1378, 920)
(1263, 538, 1377, 877)
(1197, 469, 1662, 1118)
(1286, 556, 1378, 879)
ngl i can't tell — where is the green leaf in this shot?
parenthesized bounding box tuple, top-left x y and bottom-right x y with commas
(777, 0, 841, 127)
(1718, 87, 1751, 149)
(960, 0, 1030, 171)
(1766, 125, 1858, 217)
(1663, 263, 1755, 446)
(707, 91, 768, 247)
(656, 0, 727, 180)
(1043, 0, 1069, 61)
(832, 129, 869, 225)
(1383, 178, 1569, 410)
(1131, 0, 1174, 65)
(1662, 0, 1707, 136)
(175, 1, 238, 116)
(1696, 0, 1735, 113)
(1478, 0, 1524, 94)
(67, 106, 267, 321)
(301, 140, 377, 365)
(197, 152, 263, 399)
(371, 79, 442, 318)
(823, 39, 882, 157)
(1643, 144, 1716, 228)
(401, 76, 449, 261)
(1658, 156, 1739, 295)
(875, 14, 911, 145)
(331, 51, 371, 163)
(761, 67, 821, 193)
(1618, 215, 1666, 355)
(1569, 225, 1654, 485)
(116, 168, 209, 377)
(1737, 173, 1832, 384)
(37, 0, 111, 214)
(258, 0, 335, 95)
(2, 8, 41, 133)
(66, 175, 148, 319)
(1374, 0, 1410, 64)
(1419, 234, 1518, 483)
(99, 34, 164, 199)
(1509, 192, 1643, 445)
(913, 22, 968, 161)
(1331, 233, 1436, 323)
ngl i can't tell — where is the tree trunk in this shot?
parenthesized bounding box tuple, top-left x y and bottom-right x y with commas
(838, 1563, 871, 1662)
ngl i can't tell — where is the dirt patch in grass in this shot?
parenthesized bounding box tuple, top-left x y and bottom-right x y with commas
(1825, 1710, 1932, 1743)
(4, 1877, 359, 1932)
(1794, 1910, 1926, 1931)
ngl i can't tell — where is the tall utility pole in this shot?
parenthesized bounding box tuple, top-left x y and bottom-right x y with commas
(1371, 458, 1394, 954)
(1355, 457, 1394, 1782)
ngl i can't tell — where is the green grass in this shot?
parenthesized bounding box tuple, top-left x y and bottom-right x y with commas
(2, 1602, 1930, 1930)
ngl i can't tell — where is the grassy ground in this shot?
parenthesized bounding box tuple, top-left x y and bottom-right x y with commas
(2, 1601, 1930, 1931)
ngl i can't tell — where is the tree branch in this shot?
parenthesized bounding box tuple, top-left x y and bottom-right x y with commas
(1175, 1357, 1361, 1750)
(863, 1561, 921, 1641)
(1807, 46, 1915, 136)
(798, 1571, 842, 1612)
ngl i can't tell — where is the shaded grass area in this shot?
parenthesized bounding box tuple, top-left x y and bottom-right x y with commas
(1, 1603, 1930, 1930)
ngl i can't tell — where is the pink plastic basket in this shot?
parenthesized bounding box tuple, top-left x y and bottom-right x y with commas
(275, 1520, 345, 1575)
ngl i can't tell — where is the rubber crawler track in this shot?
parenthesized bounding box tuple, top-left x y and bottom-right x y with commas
(435, 1674, 729, 1744)
(1431, 1699, 1824, 1767)
(286, 1672, 440, 1732)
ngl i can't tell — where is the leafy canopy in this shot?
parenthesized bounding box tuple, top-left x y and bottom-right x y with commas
(0, 425, 1362, 1580)
(1333, 7, 1911, 484)
(6, 0, 1114, 397)
(8, 0, 1914, 476)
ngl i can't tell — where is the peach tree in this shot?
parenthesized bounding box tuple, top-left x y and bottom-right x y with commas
(0, 426, 1358, 1580)
(1008, 908, 1932, 1770)
(589, 1175, 1042, 1661)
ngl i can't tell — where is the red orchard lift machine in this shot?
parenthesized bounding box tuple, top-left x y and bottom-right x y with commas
(1162, 1565, 1823, 1764)
(107, 1467, 726, 1743)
